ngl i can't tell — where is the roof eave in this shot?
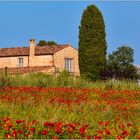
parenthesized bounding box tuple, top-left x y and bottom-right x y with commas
(0, 54, 29, 57)
(35, 53, 54, 56)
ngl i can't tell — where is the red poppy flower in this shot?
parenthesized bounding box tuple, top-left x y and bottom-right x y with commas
(56, 126, 62, 134)
(32, 120, 37, 125)
(87, 136, 91, 139)
(16, 120, 22, 124)
(29, 127, 35, 133)
(98, 130, 103, 134)
(43, 122, 49, 127)
(67, 123, 76, 129)
(12, 130, 17, 135)
(79, 127, 85, 135)
(116, 135, 122, 140)
(41, 129, 48, 135)
(8, 123, 13, 128)
(56, 122, 62, 127)
(4, 134, 11, 138)
(93, 135, 102, 140)
(122, 129, 129, 136)
(98, 121, 103, 125)
(127, 123, 132, 127)
(105, 121, 110, 125)
(105, 128, 111, 135)
(44, 122, 54, 127)
(18, 130, 23, 134)
(136, 136, 140, 139)
(116, 118, 120, 121)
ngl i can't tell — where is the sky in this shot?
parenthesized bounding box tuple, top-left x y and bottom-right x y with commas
(0, 1, 139, 65)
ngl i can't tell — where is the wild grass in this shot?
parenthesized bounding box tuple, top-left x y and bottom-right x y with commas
(0, 71, 139, 90)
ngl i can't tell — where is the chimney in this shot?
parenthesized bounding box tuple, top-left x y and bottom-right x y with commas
(29, 39, 35, 56)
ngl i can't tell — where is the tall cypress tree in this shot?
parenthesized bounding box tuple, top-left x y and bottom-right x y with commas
(78, 5, 107, 80)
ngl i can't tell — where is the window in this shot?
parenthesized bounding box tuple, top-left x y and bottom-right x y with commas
(65, 58, 72, 72)
(18, 58, 23, 67)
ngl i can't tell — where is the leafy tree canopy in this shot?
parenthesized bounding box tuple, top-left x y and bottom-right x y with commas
(105, 46, 138, 80)
(37, 40, 57, 46)
(108, 46, 134, 67)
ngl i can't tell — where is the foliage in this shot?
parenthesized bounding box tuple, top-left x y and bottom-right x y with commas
(0, 72, 139, 90)
(105, 46, 138, 80)
(78, 5, 107, 81)
(47, 41, 57, 46)
(136, 67, 140, 79)
(0, 72, 90, 88)
(37, 40, 47, 46)
(37, 40, 57, 46)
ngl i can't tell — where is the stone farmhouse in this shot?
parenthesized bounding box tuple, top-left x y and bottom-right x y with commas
(0, 39, 79, 75)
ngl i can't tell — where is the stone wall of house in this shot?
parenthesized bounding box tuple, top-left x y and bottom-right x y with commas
(0, 55, 53, 68)
(29, 55, 53, 67)
(0, 56, 29, 68)
(0, 65, 55, 75)
(53, 46, 80, 75)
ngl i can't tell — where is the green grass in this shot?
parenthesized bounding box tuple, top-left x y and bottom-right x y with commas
(0, 71, 139, 90)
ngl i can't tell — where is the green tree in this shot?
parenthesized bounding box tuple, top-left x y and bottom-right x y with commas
(46, 41, 57, 46)
(37, 40, 47, 46)
(78, 5, 107, 81)
(107, 46, 138, 79)
(37, 40, 57, 46)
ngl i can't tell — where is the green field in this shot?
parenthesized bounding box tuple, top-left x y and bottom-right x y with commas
(0, 72, 140, 139)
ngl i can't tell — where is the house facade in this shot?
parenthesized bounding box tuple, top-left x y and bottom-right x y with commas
(0, 39, 79, 75)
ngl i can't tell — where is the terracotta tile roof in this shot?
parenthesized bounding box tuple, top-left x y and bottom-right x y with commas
(0, 47, 29, 57)
(0, 45, 69, 57)
(35, 45, 68, 55)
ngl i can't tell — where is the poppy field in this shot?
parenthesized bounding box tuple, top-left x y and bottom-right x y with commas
(0, 85, 140, 139)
